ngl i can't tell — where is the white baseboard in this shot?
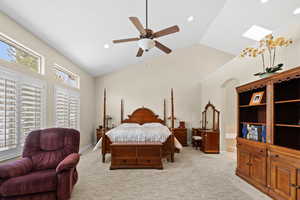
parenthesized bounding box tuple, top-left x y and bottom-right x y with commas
(79, 143, 93, 154)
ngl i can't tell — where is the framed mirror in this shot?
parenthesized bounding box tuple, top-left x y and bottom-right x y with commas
(202, 102, 220, 131)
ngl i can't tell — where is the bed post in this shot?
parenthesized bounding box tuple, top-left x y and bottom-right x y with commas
(121, 99, 124, 123)
(171, 88, 175, 162)
(163, 99, 166, 125)
(102, 88, 107, 163)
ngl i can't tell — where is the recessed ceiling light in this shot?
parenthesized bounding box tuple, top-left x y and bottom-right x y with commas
(104, 44, 110, 49)
(243, 25, 272, 41)
(187, 16, 194, 22)
(261, 0, 269, 3)
(294, 8, 300, 15)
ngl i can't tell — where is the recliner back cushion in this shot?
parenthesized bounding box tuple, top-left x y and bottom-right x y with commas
(40, 131, 64, 151)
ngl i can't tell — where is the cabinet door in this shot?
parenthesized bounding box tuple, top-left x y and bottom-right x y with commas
(270, 159, 297, 200)
(297, 170, 300, 200)
(237, 148, 251, 177)
(250, 153, 267, 186)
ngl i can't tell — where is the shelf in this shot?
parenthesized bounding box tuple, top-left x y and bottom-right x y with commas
(240, 122, 266, 125)
(275, 124, 300, 128)
(240, 103, 266, 108)
(275, 99, 300, 104)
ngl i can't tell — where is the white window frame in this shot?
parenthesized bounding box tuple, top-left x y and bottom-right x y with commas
(53, 64, 80, 89)
(54, 86, 80, 131)
(0, 32, 45, 75)
(0, 65, 46, 161)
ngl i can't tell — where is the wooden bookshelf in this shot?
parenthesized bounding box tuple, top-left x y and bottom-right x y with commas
(236, 66, 300, 200)
(275, 123, 300, 128)
(239, 103, 266, 108)
(240, 122, 266, 125)
(275, 99, 300, 104)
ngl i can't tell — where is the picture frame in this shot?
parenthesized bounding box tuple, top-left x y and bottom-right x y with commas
(249, 91, 264, 105)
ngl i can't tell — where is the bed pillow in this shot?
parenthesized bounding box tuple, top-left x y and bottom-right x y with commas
(119, 123, 141, 128)
(142, 123, 163, 127)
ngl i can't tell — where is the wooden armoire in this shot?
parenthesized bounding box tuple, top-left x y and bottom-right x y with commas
(236, 66, 300, 200)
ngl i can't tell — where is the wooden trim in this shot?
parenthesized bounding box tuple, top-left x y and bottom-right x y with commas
(163, 99, 166, 125)
(237, 66, 300, 92)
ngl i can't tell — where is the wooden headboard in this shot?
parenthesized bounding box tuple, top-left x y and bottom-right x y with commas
(122, 107, 165, 125)
(102, 88, 175, 128)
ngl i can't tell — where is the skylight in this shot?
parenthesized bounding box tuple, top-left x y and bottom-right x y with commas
(260, 0, 269, 4)
(294, 8, 300, 15)
(242, 25, 272, 41)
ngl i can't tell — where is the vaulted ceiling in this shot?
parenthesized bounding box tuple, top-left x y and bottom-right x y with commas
(0, 0, 299, 76)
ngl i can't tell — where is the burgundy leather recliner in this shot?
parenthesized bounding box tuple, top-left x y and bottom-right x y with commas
(0, 128, 80, 200)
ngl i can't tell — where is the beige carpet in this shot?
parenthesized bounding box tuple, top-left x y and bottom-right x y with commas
(71, 147, 271, 200)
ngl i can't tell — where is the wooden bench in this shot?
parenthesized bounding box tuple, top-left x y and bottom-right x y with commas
(110, 142, 163, 170)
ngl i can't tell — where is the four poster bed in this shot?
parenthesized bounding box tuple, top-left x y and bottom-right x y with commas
(98, 89, 178, 167)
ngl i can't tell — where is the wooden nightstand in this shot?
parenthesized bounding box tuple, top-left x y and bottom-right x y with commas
(96, 126, 111, 141)
(173, 128, 188, 146)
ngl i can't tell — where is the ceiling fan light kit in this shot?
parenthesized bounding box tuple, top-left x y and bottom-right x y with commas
(138, 38, 155, 51)
(112, 0, 180, 57)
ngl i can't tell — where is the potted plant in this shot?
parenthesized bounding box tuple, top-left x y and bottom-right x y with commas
(240, 34, 293, 78)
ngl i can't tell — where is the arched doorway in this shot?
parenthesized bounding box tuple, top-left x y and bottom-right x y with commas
(221, 78, 239, 152)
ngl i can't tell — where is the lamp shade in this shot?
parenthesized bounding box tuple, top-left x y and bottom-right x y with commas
(138, 38, 155, 51)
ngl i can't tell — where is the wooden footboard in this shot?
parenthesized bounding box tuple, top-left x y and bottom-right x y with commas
(102, 134, 175, 163)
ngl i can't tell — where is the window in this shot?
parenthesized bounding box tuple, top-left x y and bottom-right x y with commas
(54, 65, 80, 88)
(55, 87, 80, 130)
(20, 83, 43, 144)
(0, 67, 45, 160)
(0, 33, 43, 74)
(0, 78, 17, 151)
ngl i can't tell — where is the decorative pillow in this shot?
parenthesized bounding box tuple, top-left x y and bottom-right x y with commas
(119, 123, 141, 128)
(142, 123, 163, 127)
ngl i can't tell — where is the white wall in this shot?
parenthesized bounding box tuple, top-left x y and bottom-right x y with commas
(200, 38, 300, 151)
(95, 44, 233, 143)
(0, 12, 96, 149)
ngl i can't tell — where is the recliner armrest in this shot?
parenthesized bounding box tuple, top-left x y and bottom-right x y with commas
(56, 153, 80, 173)
(0, 157, 33, 179)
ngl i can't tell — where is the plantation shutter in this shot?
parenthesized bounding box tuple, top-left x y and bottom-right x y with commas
(69, 94, 80, 129)
(0, 78, 17, 151)
(55, 89, 69, 128)
(55, 87, 80, 130)
(20, 83, 43, 144)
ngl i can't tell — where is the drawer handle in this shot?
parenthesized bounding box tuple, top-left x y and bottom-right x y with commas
(122, 160, 127, 163)
(147, 160, 151, 163)
(246, 163, 252, 166)
(272, 155, 279, 158)
(260, 150, 264, 153)
(290, 184, 297, 188)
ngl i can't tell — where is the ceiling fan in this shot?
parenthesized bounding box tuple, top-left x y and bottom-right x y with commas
(112, 0, 180, 57)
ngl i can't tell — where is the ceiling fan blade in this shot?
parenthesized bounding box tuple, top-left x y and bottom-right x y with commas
(155, 41, 172, 54)
(129, 17, 147, 36)
(136, 48, 144, 57)
(153, 25, 180, 38)
(113, 38, 140, 44)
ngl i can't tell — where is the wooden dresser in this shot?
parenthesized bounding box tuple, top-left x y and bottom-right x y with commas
(236, 66, 300, 200)
(110, 143, 163, 170)
(192, 128, 219, 153)
(173, 128, 187, 146)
